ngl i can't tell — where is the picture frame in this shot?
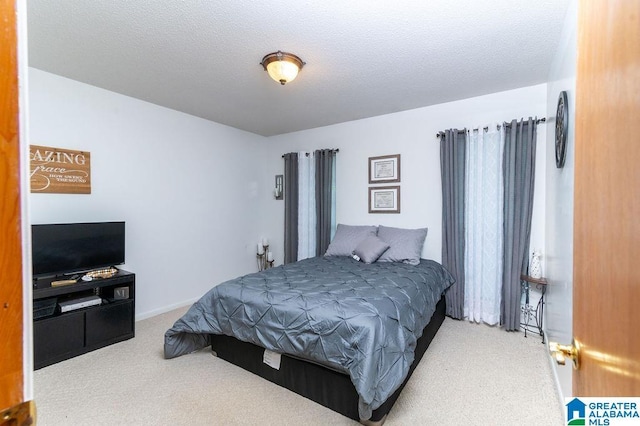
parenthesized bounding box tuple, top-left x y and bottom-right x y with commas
(368, 154, 400, 184)
(368, 186, 400, 214)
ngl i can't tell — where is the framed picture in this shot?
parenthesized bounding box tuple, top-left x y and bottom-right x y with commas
(369, 186, 400, 214)
(368, 154, 400, 184)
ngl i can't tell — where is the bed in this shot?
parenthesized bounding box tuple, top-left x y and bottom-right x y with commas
(164, 254, 453, 424)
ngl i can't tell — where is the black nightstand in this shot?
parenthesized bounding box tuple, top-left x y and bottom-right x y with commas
(520, 274, 547, 343)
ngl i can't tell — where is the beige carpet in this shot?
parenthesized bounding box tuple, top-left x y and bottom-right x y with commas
(34, 307, 563, 425)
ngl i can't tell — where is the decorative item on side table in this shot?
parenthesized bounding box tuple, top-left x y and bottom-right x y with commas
(257, 238, 274, 271)
(520, 274, 548, 343)
(82, 266, 118, 281)
(529, 249, 542, 279)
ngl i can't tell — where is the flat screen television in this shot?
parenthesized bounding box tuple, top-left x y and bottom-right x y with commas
(32, 221, 125, 278)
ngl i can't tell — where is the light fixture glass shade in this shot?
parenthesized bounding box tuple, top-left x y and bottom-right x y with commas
(266, 60, 299, 84)
(260, 51, 305, 85)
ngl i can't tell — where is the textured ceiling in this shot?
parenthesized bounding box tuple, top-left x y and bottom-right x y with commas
(27, 0, 570, 137)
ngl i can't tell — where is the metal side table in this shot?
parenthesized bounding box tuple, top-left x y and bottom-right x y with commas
(520, 274, 548, 343)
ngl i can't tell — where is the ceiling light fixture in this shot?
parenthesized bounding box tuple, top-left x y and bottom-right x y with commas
(260, 51, 305, 85)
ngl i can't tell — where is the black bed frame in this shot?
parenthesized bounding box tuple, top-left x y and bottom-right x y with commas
(209, 295, 446, 424)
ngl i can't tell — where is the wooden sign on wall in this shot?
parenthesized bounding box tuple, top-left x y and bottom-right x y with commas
(30, 145, 91, 194)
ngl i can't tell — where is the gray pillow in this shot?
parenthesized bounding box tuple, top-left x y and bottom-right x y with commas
(376, 225, 428, 265)
(352, 235, 390, 264)
(324, 224, 378, 257)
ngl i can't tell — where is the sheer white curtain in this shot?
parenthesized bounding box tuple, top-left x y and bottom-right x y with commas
(298, 152, 316, 260)
(464, 126, 505, 324)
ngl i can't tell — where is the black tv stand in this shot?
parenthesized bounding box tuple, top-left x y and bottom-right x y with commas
(33, 269, 135, 369)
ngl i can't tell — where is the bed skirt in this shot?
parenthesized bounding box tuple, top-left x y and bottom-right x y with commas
(209, 295, 446, 424)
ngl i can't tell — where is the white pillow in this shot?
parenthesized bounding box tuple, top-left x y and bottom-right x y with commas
(324, 224, 378, 257)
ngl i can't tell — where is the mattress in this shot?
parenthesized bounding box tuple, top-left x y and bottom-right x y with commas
(209, 295, 446, 424)
(164, 256, 453, 419)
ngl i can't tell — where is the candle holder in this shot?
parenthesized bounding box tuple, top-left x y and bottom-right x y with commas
(257, 244, 274, 271)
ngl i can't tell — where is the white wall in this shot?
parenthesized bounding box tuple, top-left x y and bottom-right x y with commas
(544, 0, 577, 401)
(263, 84, 548, 266)
(27, 68, 551, 326)
(28, 69, 268, 319)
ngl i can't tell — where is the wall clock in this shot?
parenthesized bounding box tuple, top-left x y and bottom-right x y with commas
(555, 91, 569, 168)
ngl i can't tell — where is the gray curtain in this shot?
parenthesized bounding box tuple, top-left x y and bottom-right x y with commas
(501, 118, 537, 331)
(284, 153, 299, 264)
(315, 149, 336, 256)
(440, 129, 467, 319)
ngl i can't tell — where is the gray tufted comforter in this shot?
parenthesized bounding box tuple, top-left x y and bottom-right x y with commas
(164, 256, 453, 419)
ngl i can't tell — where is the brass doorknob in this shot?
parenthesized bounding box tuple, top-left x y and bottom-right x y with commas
(549, 339, 581, 369)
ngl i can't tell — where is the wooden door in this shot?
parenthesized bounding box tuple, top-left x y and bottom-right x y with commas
(0, 0, 32, 424)
(573, 0, 640, 394)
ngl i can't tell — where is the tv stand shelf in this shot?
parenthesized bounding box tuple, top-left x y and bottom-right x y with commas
(33, 269, 135, 369)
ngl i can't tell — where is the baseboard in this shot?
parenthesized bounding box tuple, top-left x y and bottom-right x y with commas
(135, 297, 199, 321)
(545, 329, 568, 405)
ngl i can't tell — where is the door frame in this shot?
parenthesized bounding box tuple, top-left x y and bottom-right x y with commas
(0, 0, 33, 415)
(17, 0, 34, 401)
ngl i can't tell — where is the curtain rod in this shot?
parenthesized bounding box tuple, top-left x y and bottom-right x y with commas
(436, 117, 546, 138)
(281, 148, 339, 158)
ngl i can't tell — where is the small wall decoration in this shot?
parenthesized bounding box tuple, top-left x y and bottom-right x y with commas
(30, 145, 91, 194)
(274, 174, 283, 200)
(555, 91, 569, 168)
(369, 186, 400, 214)
(368, 154, 400, 184)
